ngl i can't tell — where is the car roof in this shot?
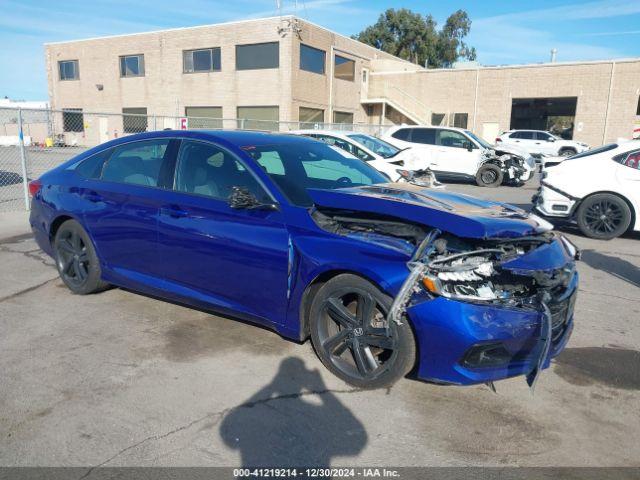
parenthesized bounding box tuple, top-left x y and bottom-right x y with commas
(386, 125, 469, 133)
(291, 129, 359, 137)
(100, 129, 318, 149)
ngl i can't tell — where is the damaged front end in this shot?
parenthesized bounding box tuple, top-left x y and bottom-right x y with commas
(482, 149, 533, 185)
(389, 229, 580, 390)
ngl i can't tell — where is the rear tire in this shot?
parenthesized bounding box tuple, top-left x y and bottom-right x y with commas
(309, 274, 416, 389)
(475, 164, 503, 187)
(53, 219, 108, 294)
(576, 193, 631, 240)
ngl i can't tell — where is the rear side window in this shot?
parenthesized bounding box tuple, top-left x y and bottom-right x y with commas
(74, 148, 113, 179)
(511, 131, 534, 140)
(101, 139, 170, 187)
(391, 128, 411, 141)
(411, 128, 436, 145)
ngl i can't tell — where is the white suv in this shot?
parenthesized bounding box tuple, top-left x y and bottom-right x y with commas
(382, 125, 535, 187)
(496, 130, 589, 157)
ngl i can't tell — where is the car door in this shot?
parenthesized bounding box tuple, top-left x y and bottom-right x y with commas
(155, 139, 290, 325)
(80, 137, 179, 283)
(509, 131, 537, 154)
(534, 131, 558, 155)
(432, 129, 481, 178)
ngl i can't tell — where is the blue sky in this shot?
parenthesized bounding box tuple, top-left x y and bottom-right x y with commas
(1, 0, 639, 100)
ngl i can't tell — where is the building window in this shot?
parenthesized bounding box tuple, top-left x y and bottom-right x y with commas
(120, 54, 145, 77)
(431, 113, 446, 126)
(122, 107, 148, 133)
(452, 113, 468, 129)
(236, 42, 279, 70)
(62, 109, 84, 132)
(185, 106, 223, 129)
(183, 48, 221, 73)
(299, 107, 324, 124)
(333, 111, 354, 124)
(237, 106, 279, 131)
(300, 44, 325, 74)
(334, 55, 355, 81)
(59, 60, 79, 81)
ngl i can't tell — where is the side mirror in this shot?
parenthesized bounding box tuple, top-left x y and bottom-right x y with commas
(547, 137, 556, 142)
(228, 186, 278, 210)
(464, 141, 474, 152)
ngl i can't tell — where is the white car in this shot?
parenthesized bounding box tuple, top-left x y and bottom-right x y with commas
(533, 141, 640, 239)
(291, 130, 428, 181)
(496, 130, 589, 158)
(382, 125, 535, 187)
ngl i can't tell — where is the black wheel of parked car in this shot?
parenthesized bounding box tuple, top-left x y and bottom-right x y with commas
(309, 274, 416, 389)
(559, 148, 577, 157)
(54, 219, 108, 294)
(475, 164, 503, 188)
(576, 193, 632, 240)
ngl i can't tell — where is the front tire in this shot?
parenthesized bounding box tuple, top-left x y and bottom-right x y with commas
(309, 274, 416, 389)
(576, 193, 631, 240)
(475, 164, 503, 187)
(53, 219, 108, 294)
(559, 148, 576, 157)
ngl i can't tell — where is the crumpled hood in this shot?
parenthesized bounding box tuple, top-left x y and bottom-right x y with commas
(309, 183, 552, 239)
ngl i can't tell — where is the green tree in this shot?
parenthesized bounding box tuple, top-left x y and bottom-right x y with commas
(353, 8, 476, 68)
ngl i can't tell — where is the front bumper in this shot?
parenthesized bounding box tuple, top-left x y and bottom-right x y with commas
(407, 273, 577, 386)
(532, 184, 577, 218)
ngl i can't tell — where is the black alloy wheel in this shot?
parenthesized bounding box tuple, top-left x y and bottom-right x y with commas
(54, 219, 108, 294)
(576, 193, 631, 240)
(310, 274, 416, 388)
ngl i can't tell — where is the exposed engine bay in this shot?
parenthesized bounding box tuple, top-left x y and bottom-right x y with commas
(312, 208, 580, 391)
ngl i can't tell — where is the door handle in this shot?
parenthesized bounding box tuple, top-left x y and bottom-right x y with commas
(84, 191, 103, 203)
(160, 205, 188, 218)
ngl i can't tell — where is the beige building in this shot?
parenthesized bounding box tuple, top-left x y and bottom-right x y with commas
(45, 15, 640, 147)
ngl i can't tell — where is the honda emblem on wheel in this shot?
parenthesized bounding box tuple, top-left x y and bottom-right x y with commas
(353, 327, 364, 336)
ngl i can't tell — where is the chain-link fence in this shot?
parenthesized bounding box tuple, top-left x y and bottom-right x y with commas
(0, 106, 387, 211)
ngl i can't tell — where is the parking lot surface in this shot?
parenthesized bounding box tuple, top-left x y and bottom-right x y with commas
(1, 176, 639, 469)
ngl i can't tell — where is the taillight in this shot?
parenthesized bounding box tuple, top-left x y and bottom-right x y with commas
(28, 180, 41, 197)
(495, 137, 502, 142)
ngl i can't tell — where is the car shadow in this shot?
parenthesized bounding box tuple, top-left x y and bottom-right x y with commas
(580, 249, 640, 288)
(219, 357, 367, 472)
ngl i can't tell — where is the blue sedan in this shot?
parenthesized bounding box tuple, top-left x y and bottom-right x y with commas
(29, 130, 579, 389)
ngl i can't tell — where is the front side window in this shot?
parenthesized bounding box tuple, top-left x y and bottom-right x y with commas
(120, 54, 145, 77)
(62, 109, 84, 132)
(183, 48, 221, 73)
(101, 139, 170, 187)
(243, 141, 387, 206)
(174, 140, 269, 201)
(410, 128, 436, 145)
(236, 42, 279, 70)
(535, 131, 552, 141)
(333, 111, 354, 124)
(300, 44, 325, 74)
(59, 60, 79, 80)
(334, 55, 355, 81)
(122, 107, 148, 133)
(437, 130, 471, 149)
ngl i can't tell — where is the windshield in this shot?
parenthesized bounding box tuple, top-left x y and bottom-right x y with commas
(243, 141, 388, 207)
(347, 133, 400, 158)
(567, 143, 617, 160)
(464, 130, 492, 149)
